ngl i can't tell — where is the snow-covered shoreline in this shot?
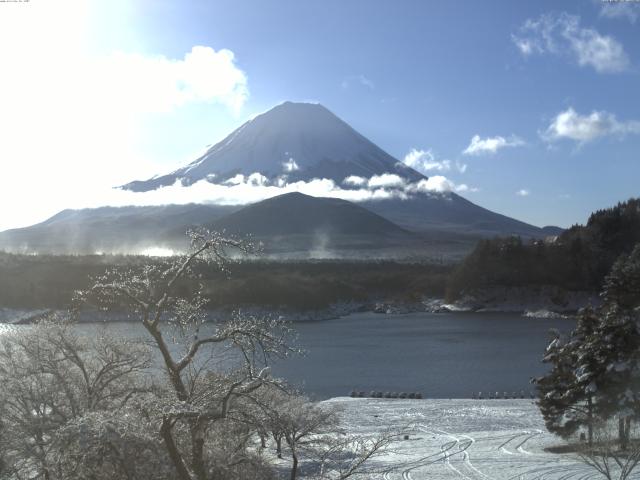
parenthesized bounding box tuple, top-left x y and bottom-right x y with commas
(436, 286, 600, 316)
(0, 292, 588, 324)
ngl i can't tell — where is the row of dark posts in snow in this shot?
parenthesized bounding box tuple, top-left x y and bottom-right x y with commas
(350, 391, 424, 399)
(350, 390, 537, 399)
(472, 391, 536, 399)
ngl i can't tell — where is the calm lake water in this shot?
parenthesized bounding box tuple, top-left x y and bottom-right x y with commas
(0, 311, 574, 400)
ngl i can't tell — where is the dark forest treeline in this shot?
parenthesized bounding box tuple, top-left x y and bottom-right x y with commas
(446, 198, 640, 300)
(0, 253, 450, 310)
(4, 198, 638, 311)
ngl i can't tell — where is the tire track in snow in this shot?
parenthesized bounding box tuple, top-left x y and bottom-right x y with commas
(459, 433, 493, 480)
(515, 430, 543, 455)
(499, 431, 542, 456)
(398, 426, 471, 480)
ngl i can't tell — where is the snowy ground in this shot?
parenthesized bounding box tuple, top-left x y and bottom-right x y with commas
(323, 398, 635, 480)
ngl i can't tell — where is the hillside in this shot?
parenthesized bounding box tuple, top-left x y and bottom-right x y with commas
(212, 192, 408, 236)
(0, 204, 239, 254)
(363, 194, 548, 238)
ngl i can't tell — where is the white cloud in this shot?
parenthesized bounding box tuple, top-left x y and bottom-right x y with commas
(401, 148, 468, 175)
(224, 174, 246, 186)
(0, 1, 250, 232)
(600, 3, 640, 23)
(516, 189, 530, 197)
(343, 176, 368, 186)
(282, 158, 300, 172)
(1, 168, 482, 231)
(223, 173, 269, 187)
(512, 13, 630, 73)
(408, 176, 475, 194)
(455, 184, 478, 193)
(93, 46, 249, 114)
(543, 107, 640, 143)
(341, 74, 375, 90)
(463, 135, 524, 156)
(367, 173, 406, 189)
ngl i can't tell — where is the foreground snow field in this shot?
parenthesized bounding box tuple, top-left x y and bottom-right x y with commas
(323, 398, 632, 480)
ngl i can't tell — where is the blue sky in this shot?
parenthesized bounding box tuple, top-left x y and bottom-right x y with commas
(0, 0, 638, 230)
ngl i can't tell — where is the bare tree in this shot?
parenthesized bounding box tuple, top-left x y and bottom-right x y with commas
(576, 421, 640, 480)
(83, 229, 295, 480)
(0, 316, 152, 479)
(252, 390, 400, 480)
(278, 397, 339, 480)
(0, 229, 400, 480)
(314, 430, 399, 480)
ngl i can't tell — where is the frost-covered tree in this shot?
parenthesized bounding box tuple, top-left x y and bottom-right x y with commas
(0, 230, 399, 480)
(277, 397, 339, 480)
(255, 392, 397, 480)
(0, 318, 154, 479)
(83, 229, 295, 480)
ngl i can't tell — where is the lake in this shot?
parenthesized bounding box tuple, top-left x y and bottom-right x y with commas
(0, 311, 574, 400)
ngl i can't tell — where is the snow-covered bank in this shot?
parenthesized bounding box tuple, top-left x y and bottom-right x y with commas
(0, 294, 583, 324)
(0, 308, 53, 324)
(441, 286, 600, 315)
(0, 285, 597, 324)
(322, 397, 599, 480)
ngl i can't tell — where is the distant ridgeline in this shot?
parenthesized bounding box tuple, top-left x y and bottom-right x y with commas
(446, 198, 640, 301)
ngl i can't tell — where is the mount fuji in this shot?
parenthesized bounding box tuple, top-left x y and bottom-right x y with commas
(121, 101, 424, 191)
(121, 101, 549, 239)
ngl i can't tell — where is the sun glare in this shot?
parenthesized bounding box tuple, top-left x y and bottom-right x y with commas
(139, 247, 177, 257)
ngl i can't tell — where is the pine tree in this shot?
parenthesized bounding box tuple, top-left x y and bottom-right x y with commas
(590, 306, 640, 449)
(602, 244, 640, 312)
(569, 307, 602, 444)
(535, 330, 583, 439)
(587, 245, 640, 448)
(536, 309, 601, 444)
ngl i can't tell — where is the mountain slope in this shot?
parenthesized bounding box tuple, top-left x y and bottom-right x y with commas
(121, 101, 424, 191)
(0, 195, 420, 257)
(363, 194, 549, 238)
(0, 204, 239, 254)
(212, 192, 409, 236)
(204, 192, 424, 258)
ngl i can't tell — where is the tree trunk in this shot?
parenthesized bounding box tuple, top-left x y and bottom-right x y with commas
(191, 421, 207, 480)
(161, 418, 193, 480)
(619, 417, 629, 450)
(625, 417, 632, 446)
(290, 447, 298, 480)
(587, 395, 593, 445)
(275, 435, 282, 459)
